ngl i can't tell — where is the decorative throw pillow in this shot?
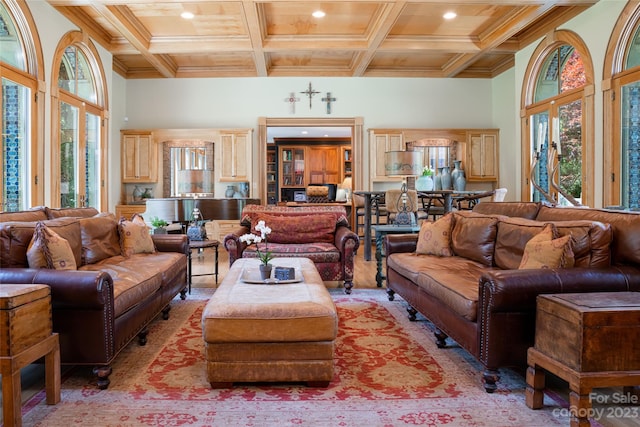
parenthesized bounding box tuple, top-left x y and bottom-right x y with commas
(27, 221, 77, 270)
(119, 214, 155, 257)
(251, 212, 336, 244)
(519, 223, 575, 269)
(416, 213, 453, 256)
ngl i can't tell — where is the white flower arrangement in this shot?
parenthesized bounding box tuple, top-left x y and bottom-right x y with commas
(239, 220, 274, 266)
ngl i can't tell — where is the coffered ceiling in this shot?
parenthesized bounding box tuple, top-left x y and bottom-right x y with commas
(48, 0, 599, 79)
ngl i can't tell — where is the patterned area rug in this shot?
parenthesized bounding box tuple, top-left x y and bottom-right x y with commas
(22, 289, 571, 426)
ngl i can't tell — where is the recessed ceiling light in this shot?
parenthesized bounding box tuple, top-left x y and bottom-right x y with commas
(301, 130, 308, 135)
(312, 10, 326, 18)
(181, 11, 194, 19)
(443, 11, 457, 20)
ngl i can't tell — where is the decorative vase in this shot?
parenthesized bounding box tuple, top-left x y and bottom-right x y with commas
(141, 187, 153, 199)
(434, 173, 442, 191)
(225, 185, 235, 198)
(132, 185, 143, 202)
(453, 160, 466, 191)
(415, 175, 434, 191)
(440, 166, 452, 190)
(454, 173, 467, 191)
(452, 160, 463, 183)
(259, 263, 273, 281)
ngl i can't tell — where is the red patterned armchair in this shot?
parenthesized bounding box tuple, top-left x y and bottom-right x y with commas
(223, 205, 359, 293)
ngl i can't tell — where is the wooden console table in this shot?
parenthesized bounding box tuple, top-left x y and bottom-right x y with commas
(526, 292, 640, 427)
(1, 284, 60, 427)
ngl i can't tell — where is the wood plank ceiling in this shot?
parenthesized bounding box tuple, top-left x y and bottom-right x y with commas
(48, 0, 600, 79)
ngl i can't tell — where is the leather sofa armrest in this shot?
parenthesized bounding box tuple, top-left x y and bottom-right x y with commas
(152, 234, 189, 255)
(0, 268, 113, 309)
(223, 226, 251, 265)
(479, 266, 640, 313)
(385, 234, 418, 255)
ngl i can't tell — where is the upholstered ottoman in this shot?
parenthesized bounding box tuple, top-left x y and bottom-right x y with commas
(202, 257, 338, 388)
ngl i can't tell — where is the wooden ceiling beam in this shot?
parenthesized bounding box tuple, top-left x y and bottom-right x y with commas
(90, 3, 177, 78)
(352, 1, 407, 77)
(242, 0, 268, 76)
(442, 4, 555, 77)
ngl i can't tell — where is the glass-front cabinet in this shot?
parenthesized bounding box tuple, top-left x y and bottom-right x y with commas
(280, 146, 305, 188)
(266, 146, 277, 204)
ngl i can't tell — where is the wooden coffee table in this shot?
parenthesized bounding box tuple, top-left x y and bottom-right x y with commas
(201, 257, 338, 387)
(526, 292, 640, 427)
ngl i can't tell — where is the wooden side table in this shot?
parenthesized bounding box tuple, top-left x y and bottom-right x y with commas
(188, 239, 220, 292)
(1, 284, 60, 427)
(525, 292, 640, 427)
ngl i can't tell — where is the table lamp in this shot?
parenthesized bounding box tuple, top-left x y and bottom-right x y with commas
(384, 151, 423, 226)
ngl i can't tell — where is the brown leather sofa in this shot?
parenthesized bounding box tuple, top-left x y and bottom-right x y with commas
(224, 204, 359, 293)
(0, 206, 189, 389)
(385, 202, 640, 392)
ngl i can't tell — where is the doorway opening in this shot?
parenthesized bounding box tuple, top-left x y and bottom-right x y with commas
(257, 117, 364, 203)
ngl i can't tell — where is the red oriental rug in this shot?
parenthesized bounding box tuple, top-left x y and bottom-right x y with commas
(21, 289, 572, 426)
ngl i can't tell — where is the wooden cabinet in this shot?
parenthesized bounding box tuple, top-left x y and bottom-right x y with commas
(115, 204, 146, 220)
(266, 147, 277, 204)
(121, 132, 157, 183)
(342, 147, 352, 179)
(370, 131, 404, 181)
(220, 131, 251, 182)
(279, 146, 306, 187)
(466, 130, 499, 182)
(307, 146, 340, 184)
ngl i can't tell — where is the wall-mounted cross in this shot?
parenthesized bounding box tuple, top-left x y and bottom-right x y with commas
(284, 92, 300, 114)
(322, 92, 337, 114)
(300, 82, 320, 109)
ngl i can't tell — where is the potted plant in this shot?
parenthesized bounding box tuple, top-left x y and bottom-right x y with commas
(416, 166, 434, 191)
(150, 216, 169, 234)
(239, 220, 274, 280)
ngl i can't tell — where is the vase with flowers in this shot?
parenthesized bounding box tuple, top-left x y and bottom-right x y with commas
(415, 166, 434, 191)
(239, 220, 274, 280)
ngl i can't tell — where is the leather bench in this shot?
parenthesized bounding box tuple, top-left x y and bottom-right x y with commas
(201, 257, 337, 387)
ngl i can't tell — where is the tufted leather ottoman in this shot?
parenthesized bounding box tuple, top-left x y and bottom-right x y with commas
(201, 257, 337, 388)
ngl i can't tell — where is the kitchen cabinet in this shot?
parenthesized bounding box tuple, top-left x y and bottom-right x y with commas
(369, 131, 404, 181)
(121, 132, 157, 183)
(220, 131, 251, 182)
(466, 130, 499, 182)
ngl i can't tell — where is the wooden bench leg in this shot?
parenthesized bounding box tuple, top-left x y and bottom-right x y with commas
(1, 365, 22, 427)
(525, 364, 545, 409)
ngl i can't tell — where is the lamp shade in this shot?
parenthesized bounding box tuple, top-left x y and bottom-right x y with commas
(384, 151, 423, 176)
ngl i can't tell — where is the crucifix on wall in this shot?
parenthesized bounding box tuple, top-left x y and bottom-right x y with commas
(284, 92, 300, 114)
(300, 82, 320, 109)
(322, 92, 337, 114)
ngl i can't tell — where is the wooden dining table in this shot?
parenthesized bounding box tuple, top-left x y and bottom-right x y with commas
(353, 189, 494, 261)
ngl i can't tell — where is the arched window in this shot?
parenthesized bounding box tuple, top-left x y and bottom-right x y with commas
(52, 33, 108, 209)
(605, 3, 640, 210)
(0, 0, 43, 211)
(522, 31, 594, 207)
